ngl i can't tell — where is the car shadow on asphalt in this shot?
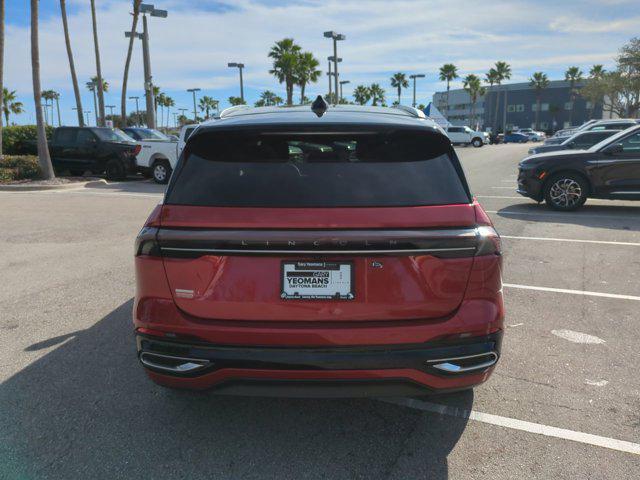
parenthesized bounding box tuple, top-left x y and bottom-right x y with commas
(497, 203, 640, 232)
(1, 299, 472, 479)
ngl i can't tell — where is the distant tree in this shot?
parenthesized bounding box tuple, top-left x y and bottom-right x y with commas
(228, 96, 246, 106)
(353, 85, 371, 105)
(529, 72, 549, 130)
(86, 76, 108, 126)
(2, 88, 24, 125)
(494, 61, 512, 132)
(198, 95, 219, 118)
(485, 68, 499, 132)
(295, 51, 321, 104)
(438, 63, 458, 115)
(463, 74, 485, 129)
(369, 83, 385, 106)
(584, 64, 606, 118)
(41, 89, 60, 126)
(390, 72, 409, 105)
(564, 66, 583, 126)
(269, 38, 301, 106)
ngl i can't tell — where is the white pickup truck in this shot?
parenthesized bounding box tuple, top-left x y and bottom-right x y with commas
(123, 125, 199, 183)
(445, 125, 488, 147)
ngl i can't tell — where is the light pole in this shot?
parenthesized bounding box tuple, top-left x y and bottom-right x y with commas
(327, 56, 341, 103)
(324, 31, 345, 105)
(327, 60, 332, 98)
(132, 3, 168, 129)
(227, 62, 245, 104)
(409, 74, 426, 108)
(172, 112, 178, 128)
(106, 104, 116, 117)
(339, 80, 350, 104)
(128, 96, 140, 126)
(187, 89, 200, 121)
(178, 108, 188, 125)
(84, 111, 91, 126)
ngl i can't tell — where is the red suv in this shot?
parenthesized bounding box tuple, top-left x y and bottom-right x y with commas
(134, 101, 503, 397)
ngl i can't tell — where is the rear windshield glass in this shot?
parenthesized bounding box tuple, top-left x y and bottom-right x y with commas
(166, 128, 469, 207)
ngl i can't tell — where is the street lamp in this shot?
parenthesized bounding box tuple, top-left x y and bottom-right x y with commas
(327, 56, 341, 102)
(324, 31, 345, 105)
(339, 80, 350, 103)
(409, 74, 426, 107)
(128, 96, 140, 126)
(124, 3, 168, 129)
(84, 111, 91, 126)
(187, 89, 201, 121)
(227, 62, 245, 104)
(106, 104, 116, 116)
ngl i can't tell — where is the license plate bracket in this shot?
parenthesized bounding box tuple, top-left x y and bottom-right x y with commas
(281, 261, 354, 300)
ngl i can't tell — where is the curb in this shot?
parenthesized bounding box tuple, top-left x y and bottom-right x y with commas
(0, 179, 107, 192)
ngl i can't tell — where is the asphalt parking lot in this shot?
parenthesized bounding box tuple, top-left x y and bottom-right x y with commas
(1, 143, 639, 479)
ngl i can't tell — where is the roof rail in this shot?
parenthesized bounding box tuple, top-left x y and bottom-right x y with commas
(219, 105, 252, 118)
(392, 105, 426, 119)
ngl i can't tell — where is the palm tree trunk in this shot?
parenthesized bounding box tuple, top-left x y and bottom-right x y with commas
(493, 83, 500, 133)
(535, 96, 540, 130)
(568, 88, 574, 126)
(30, 0, 54, 179)
(92, 89, 97, 126)
(56, 96, 61, 126)
(0, 0, 5, 158)
(90, 0, 105, 127)
(121, 0, 141, 127)
(445, 81, 450, 118)
(397, 86, 401, 104)
(60, 0, 83, 126)
(300, 83, 306, 104)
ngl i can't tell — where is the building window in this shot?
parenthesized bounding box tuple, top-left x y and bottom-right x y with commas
(541, 103, 549, 111)
(540, 122, 548, 130)
(531, 104, 538, 112)
(563, 121, 571, 129)
(564, 102, 573, 110)
(507, 105, 516, 113)
(516, 104, 524, 112)
(586, 101, 593, 109)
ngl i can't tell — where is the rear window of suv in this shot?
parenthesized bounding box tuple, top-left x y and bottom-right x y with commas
(166, 127, 470, 207)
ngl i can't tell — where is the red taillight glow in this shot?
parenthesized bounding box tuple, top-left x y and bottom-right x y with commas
(133, 144, 142, 156)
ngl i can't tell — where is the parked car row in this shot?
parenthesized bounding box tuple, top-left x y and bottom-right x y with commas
(48, 124, 199, 183)
(543, 119, 639, 146)
(444, 125, 489, 147)
(518, 124, 640, 210)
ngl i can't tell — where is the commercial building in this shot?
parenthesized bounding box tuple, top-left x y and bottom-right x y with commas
(432, 79, 604, 133)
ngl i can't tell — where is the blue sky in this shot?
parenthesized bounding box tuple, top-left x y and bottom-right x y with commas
(4, 0, 639, 126)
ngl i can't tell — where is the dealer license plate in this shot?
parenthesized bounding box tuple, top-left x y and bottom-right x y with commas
(281, 261, 354, 300)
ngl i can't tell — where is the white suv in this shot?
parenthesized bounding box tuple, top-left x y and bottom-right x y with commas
(445, 126, 487, 147)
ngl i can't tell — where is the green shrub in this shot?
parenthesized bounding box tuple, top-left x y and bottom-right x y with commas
(0, 155, 41, 183)
(2, 125, 54, 155)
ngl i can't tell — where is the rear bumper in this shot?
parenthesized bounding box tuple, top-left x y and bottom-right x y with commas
(136, 331, 502, 397)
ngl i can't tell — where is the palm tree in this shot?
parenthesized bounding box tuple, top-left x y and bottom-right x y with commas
(390, 72, 409, 105)
(254, 90, 280, 107)
(156, 92, 166, 127)
(269, 38, 301, 106)
(121, 0, 142, 126)
(89, 0, 105, 126)
(369, 83, 385, 106)
(587, 65, 606, 118)
(41, 89, 57, 125)
(564, 66, 583, 126)
(295, 51, 321, 104)
(463, 74, 485, 129)
(30, 0, 54, 179)
(152, 85, 160, 121)
(60, 0, 83, 126)
(485, 68, 498, 132)
(529, 72, 549, 130)
(228, 96, 246, 106)
(494, 61, 511, 132)
(438, 64, 458, 116)
(353, 85, 371, 105)
(199, 95, 219, 118)
(2, 88, 24, 125)
(163, 95, 174, 129)
(86, 77, 108, 126)
(0, 0, 5, 158)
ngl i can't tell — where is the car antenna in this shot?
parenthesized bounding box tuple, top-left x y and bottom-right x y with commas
(311, 95, 329, 117)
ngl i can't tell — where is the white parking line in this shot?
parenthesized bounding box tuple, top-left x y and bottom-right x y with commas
(501, 235, 640, 247)
(477, 195, 522, 199)
(504, 283, 640, 301)
(491, 186, 517, 189)
(381, 398, 640, 456)
(486, 209, 640, 220)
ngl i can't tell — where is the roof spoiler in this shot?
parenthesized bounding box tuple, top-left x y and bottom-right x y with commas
(218, 105, 252, 118)
(392, 105, 426, 119)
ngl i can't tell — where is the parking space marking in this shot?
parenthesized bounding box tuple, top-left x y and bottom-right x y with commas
(503, 283, 640, 301)
(381, 397, 640, 456)
(491, 186, 517, 189)
(501, 235, 640, 247)
(477, 195, 523, 199)
(486, 209, 640, 221)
